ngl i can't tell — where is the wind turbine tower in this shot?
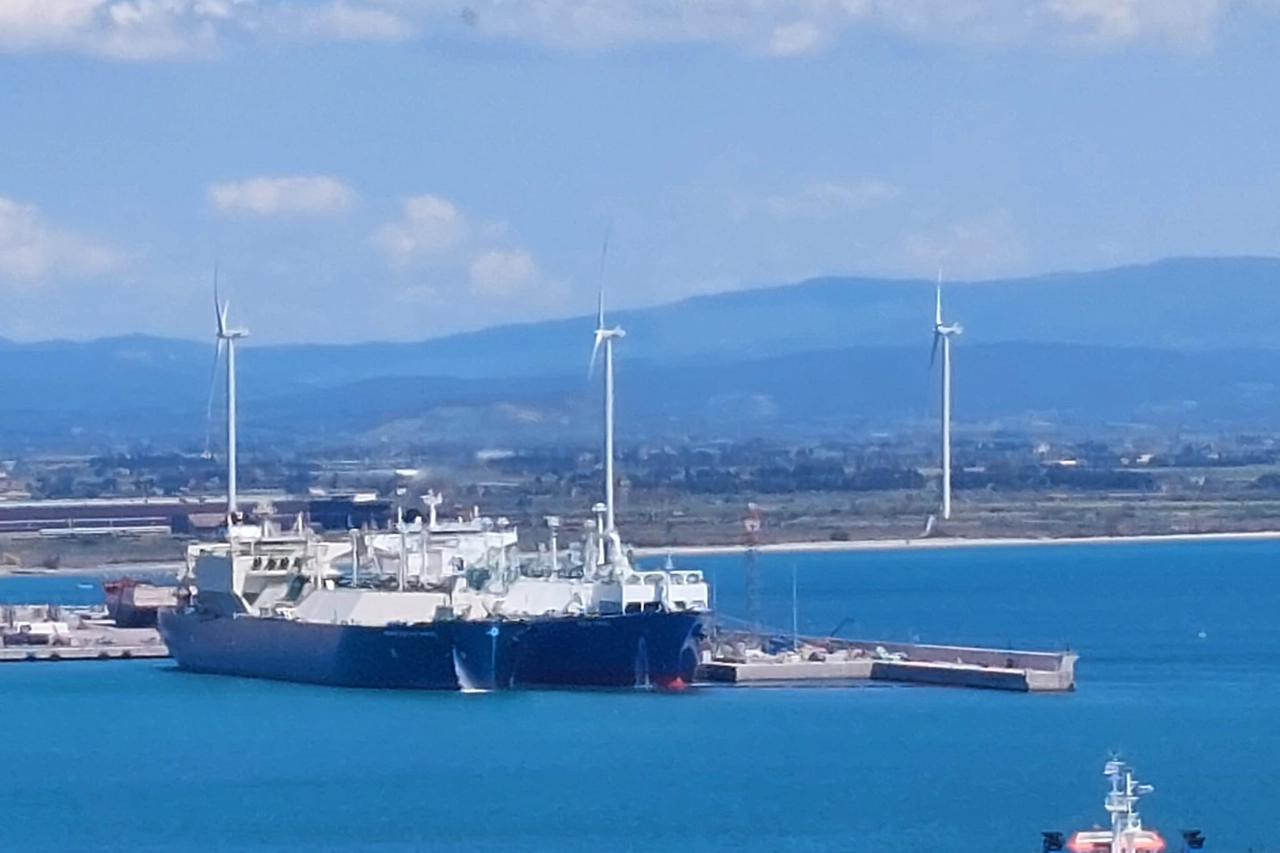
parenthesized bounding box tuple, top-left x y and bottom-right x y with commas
(930, 272, 963, 521)
(589, 235, 625, 539)
(213, 279, 249, 522)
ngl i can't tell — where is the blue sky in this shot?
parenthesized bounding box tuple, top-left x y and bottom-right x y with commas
(2, 0, 1280, 343)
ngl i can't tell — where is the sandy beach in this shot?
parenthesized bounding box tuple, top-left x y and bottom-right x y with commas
(632, 529, 1280, 558)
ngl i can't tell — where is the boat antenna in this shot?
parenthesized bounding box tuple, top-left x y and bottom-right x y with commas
(349, 528, 360, 587)
(545, 515, 560, 573)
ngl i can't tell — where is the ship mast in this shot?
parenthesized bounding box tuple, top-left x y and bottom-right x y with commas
(1103, 760, 1154, 853)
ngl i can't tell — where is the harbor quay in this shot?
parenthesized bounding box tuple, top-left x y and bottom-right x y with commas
(0, 604, 167, 662)
(699, 630, 1075, 692)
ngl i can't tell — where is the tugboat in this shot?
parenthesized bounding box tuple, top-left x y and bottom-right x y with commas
(1042, 760, 1205, 853)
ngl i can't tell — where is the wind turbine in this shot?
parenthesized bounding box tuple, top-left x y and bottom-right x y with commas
(588, 230, 625, 539)
(930, 270, 962, 521)
(211, 270, 249, 523)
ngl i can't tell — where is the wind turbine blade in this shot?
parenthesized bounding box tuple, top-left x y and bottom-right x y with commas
(213, 264, 226, 337)
(203, 338, 225, 457)
(590, 221, 612, 374)
(930, 331, 940, 368)
(934, 272, 943, 327)
(596, 223, 611, 330)
(598, 222, 611, 283)
(589, 333, 602, 379)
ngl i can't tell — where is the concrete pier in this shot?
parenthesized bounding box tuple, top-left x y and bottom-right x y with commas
(0, 605, 168, 663)
(700, 658, 874, 683)
(0, 643, 169, 662)
(701, 631, 1076, 692)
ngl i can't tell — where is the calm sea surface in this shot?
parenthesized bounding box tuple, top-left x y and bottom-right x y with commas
(1, 539, 1277, 852)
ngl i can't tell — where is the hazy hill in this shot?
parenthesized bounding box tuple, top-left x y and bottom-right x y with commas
(250, 255, 1280, 380)
(3, 342, 1279, 451)
(2, 256, 1279, 449)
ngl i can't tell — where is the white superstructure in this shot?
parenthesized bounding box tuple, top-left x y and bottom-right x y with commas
(181, 500, 707, 628)
(1065, 760, 1167, 853)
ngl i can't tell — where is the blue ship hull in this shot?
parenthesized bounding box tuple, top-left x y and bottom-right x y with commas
(159, 608, 704, 691)
(451, 611, 703, 690)
(158, 608, 462, 689)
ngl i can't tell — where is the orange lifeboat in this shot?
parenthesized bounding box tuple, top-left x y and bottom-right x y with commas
(1067, 830, 1166, 853)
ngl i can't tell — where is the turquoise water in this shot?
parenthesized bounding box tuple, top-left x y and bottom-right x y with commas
(1, 540, 1277, 852)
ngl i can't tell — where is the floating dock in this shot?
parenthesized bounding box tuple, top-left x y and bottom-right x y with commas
(699, 631, 1076, 692)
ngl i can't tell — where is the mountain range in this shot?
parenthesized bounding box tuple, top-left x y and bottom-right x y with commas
(3, 256, 1279, 451)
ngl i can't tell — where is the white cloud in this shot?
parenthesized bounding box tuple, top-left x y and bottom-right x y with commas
(374, 195, 469, 266)
(766, 20, 825, 57)
(0, 0, 248, 61)
(0, 196, 123, 286)
(900, 211, 1032, 278)
(736, 179, 902, 219)
(360, 0, 1272, 52)
(291, 1, 413, 41)
(209, 175, 355, 217)
(373, 194, 543, 300)
(468, 249, 539, 296)
(0, 0, 1273, 59)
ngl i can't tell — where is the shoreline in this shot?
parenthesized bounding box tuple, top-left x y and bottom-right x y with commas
(632, 529, 1280, 557)
(3, 529, 1278, 574)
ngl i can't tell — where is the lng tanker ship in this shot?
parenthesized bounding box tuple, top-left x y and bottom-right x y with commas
(159, 504, 708, 690)
(160, 275, 709, 691)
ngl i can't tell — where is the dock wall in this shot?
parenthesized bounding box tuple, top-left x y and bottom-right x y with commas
(704, 629, 1077, 692)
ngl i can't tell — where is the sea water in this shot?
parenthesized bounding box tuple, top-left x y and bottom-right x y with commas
(0, 539, 1276, 852)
